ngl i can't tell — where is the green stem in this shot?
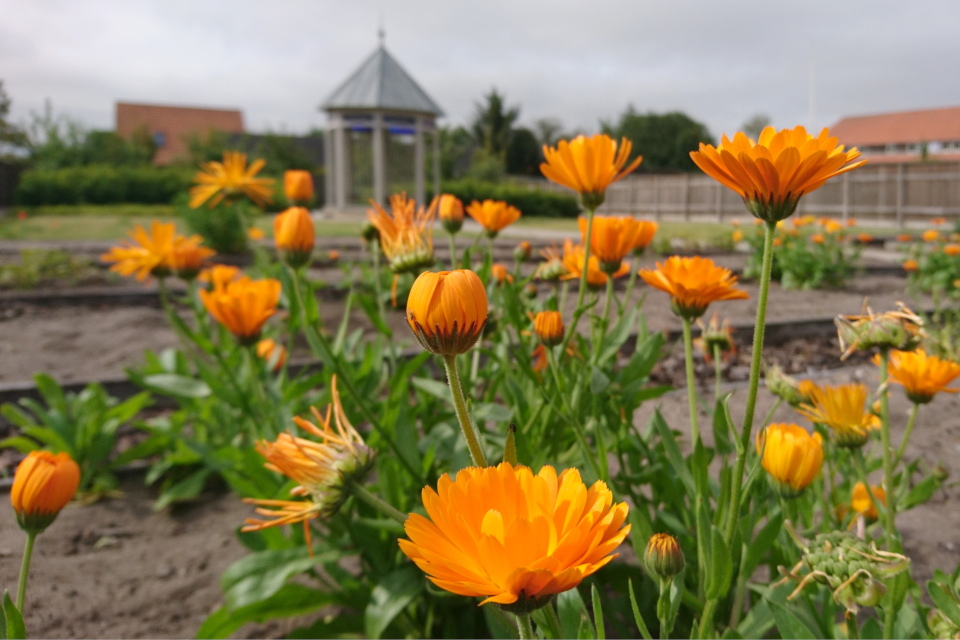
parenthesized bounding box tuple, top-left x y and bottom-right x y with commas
(546, 349, 604, 481)
(852, 449, 884, 524)
(760, 397, 783, 431)
(516, 613, 535, 640)
(346, 477, 407, 524)
(658, 577, 672, 639)
(682, 317, 701, 445)
(559, 206, 596, 356)
(597, 277, 615, 356)
(623, 259, 639, 310)
(442, 354, 488, 467)
(16, 531, 36, 611)
(847, 611, 860, 639)
(877, 350, 897, 547)
(559, 280, 569, 312)
(893, 402, 920, 468)
(543, 602, 564, 639)
(713, 343, 723, 405)
(487, 235, 495, 263)
(448, 233, 459, 268)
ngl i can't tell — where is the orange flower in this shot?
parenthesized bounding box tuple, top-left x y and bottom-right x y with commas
(531, 344, 548, 377)
(491, 263, 513, 285)
(248, 227, 266, 241)
(168, 241, 215, 280)
(199, 276, 282, 344)
(811, 233, 825, 244)
(796, 383, 879, 448)
(945, 243, 960, 257)
(407, 270, 488, 356)
(690, 126, 865, 222)
(11, 450, 81, 534)
(368, 193, 437, 273)
(857, 233, 873, 243)
(466, 200, 521, 238)
(283, 170, 314, 203)
(851, 482, 886, 520)
(274, 206, 316, 268)
(923, 230, 941, 242)
(756, 423, 823, 498)
(896, 233, 913, 243)
(902, 259, 918, 272)
(328, 250, 340, 262)
(101, 221, 203, 281)
(578, 215, 647, 273)
(823, 220, 844, 234)
(541, 134, 642, 208)
(243, 376, 374, 545)
(256, 338, 287, 372)
(399, 462, 630, 611)
(534, 311, 564, 347)
(515, 241, 532, 262)
(732, 230, 745, 243)
(931, 217, 948, 225)
(773, 237, 783, 247)
(560, 240, 629, 288)
(880, 349, 960, 404)
(632, 220, 658, 254)
(639, 256, 749, 320)
(439, 194, 465, 234)
(189, 151, 274, 209)
(198, 264, 241, 289)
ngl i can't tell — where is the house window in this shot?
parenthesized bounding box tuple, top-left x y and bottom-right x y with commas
(154, 131, 167, 148)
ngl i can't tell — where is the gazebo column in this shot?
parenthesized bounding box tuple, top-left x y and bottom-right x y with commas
(323, 118, 335, 209)
(373, 113, 386, 205)
(334, 121, 348, 209)
(432, 123, 440, 201)
(414, 116, 425, 205)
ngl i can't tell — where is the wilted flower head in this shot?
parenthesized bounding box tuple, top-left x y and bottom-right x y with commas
(514, 240, 532, 263)
(836, 302, 924, 359)
(367, 192, 437, 274)
(535, 242, 569, 282)
(765, 364, 814, 407)
(694, 312, 736, 363)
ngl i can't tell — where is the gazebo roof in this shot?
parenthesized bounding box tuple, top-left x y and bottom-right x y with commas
(322, 46, 444, 117)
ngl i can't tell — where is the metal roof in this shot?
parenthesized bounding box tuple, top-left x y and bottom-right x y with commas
(322, 46, 444, 117)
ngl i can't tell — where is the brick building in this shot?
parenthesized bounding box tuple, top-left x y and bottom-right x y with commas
(115, 102, 244, 165)
(830, 106, 960, 164)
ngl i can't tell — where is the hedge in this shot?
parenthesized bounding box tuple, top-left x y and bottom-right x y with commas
(15, 165, 195, 206)
(434, 179, 580, 217)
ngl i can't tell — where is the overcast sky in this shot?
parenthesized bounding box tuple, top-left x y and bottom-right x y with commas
(3, 0, 960, 140)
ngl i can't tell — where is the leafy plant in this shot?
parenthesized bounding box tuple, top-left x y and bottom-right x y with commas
(0, 249, 105, 289)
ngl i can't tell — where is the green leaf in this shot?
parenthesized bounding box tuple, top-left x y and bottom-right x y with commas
(900, 474, 940, 510)
(629, 508, 654, 560)
(486, 606, 520, 639)
(0, 437, 39, 453)
(692, 440, 710, 497)
(196, 584, 334, 639)
(142, 374, 211, 399)
(929, 581, 960, 628)
(737, 599, 775, 639)
(412, 376, 453, 403)
(741, 509, 783, 578)
(627, 579, 653, 640)
(557, 587, 589, 640)
(2, 591, 24, 640)
(221, 547, 331, 610)
(711, 397, 735, 455)
(859, 617, 882, 639)
(364, 565, 425, 639)
(153, 468, 210, 511)
(598, 307, 637, 364)
(472, 402, 514, 423)
(701, 500, 732, 601)
(591, 583, 606, 640)
(651, 410, 695, 496)
(763, 586, 819, 639)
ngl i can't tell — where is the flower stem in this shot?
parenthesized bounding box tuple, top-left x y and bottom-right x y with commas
(893, 402, 920, 468)
(516, 613, 535, 640)
(597, 277, 615, 357)
(846, 610, 860, 640)
(713, 343, 723, 404)
(345, 477, 407, 524)
(658, 577, 672, 639)
(16, 531, 36, 611)
(682, 317, 701, 445)
(442, 354, 488, 467)
(448, 233, 459, 268)
(877, 349, 899, 548)
(559, 206, 596, 356)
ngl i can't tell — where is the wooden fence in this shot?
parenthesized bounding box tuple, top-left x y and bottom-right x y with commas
(515, 161, 960, 227)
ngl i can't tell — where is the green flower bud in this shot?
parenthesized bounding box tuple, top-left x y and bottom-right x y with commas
(644, 533, 685, 579)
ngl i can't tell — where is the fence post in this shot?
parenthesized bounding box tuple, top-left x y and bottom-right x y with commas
(896, 163, 905, 228)
(715, 182, 723, 222)
(683, 173, 691, 222)
(841, 173, 850, 223)
(653, 176, 661, 220)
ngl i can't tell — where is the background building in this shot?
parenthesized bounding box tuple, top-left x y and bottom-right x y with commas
(116, 102, 244, 165)
(830, 106, 960, 164)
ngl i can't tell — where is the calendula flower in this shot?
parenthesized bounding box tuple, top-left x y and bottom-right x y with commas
(399, 462, 631, 613)
(541, 134, 642, 208)
(732, 230, 745, 243)
(690, 126, 866, 223)
(923, 230, 941, 242)
(694, 312, 736, 363)
(11, 450, 81, 534)
(168, 241, 215, 281)
(879, 349, 960, 404)
(531, 344, 548, 377)
(514, 241, 532, 263)
(466, 200, 521, 238)
(902, 259, 918, 272)
(560, 239, 629, 288)
(756, 423, 824, 498)
(243, 376, 375, 546)
(189, 151, 274, 209)
(491, 263, 513, 285)
(256, 338, 287, 372)
(931, 217, 948, 225)
(896, 234, 913, 242)
(101, 220, 180, 281)
(274, 206, 315, 268)
(248, 227, 266, 241)
(439, 194, 465, 234)
(534, 311, 564, 347)
(823, 220, 844, 234)
(632, 221, 658, 255)
(535, 242, 569, 281)
(199, 276, 282, 344)
(810, 233, 825, 244)
(283, 169, 314, 203)
(858, 233, 873, 243)
(639, 256, 749, 320)
(198, 264, 241, 289)
(368, 192, 437, 273)
(643, 533, 685, 580)
(792, 215, 816, 228)
(407, 270, 488, 356)
(796, 383, 879, 448)
(578, 215, 647, 273)
(851, 482, 886, 520)
(945, 244, 960, 257)
(328, 250, 339, 262)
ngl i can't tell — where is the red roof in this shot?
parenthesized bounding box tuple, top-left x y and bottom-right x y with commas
(830, 106, 960, 148)
(115, 102, 244, 165)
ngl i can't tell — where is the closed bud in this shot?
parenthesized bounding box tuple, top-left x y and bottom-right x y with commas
(514, 241, 532, 262)
(534, 311, 564, 347)
(438, 194, 464, 234)
(491, 263, 513, 285)
(836, 304, 924, 359)
(274, 207, 316, 268)
(644, 533, 685, 579)
(756, 423, 823, 499)
(361, 221, 380, 243)
(12, 451, 81, 534)
(765, 364, 809, 407)
(256, 338, 287, 372)
(407, 270, 488, 356)
(283, 170, 314, 204)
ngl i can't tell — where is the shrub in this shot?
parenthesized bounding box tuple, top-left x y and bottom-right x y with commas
(433, 178, 579, 217)
(15, 165, 194, 206)
(902, 230, 960, 298)
(177, 193, 256, 254)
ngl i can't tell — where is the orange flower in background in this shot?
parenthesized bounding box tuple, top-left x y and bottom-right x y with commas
(534, 310, 564, 347)
(896, 234, 913, 243)
(531, 344, 548, 377)
(168, 242, 215, 280)
(283, 169, 314, 203)
(811, 233, 825, 244)
(399, 462, 631, 611)
(639, 256, 749, 320)
(256, 338, 287, 372)
(923, 230, 941, 242)
(851, 482, 886, 520)
(773, 237, 783, 247)
(466, 200, 521, 237)
(902, 259, 918, 272)
(198, 264, 241, 289)
(243, 376, 374, 545)
(407, 270, 488, 356)
(880, 349, 960, 404)
(690, 126, 866, 222)
(248, 227, 266, 241)
(945, 244, 960, 257)
(439, 194, 465, 234)
(11, 450, 81, 534)
(578, 215, 646, 273)
(189, 151, 274, 209)
(823, 219, 844, 234)
(560, 239, 629, 288)
(368, 192, 437, 274)
(200, 276, 282, 344)
(931, 217, 948, 225)
(857, 233, 873, 243)
(633, 220, 658, 254)
(792, 215, 816, 228)
(274, 206, 316, 268)
(101, 220, 187, 281)
(756, 423, 823, 498)
(796, 382, 879, 448)
(328, 250, 340, 262)
(541, 134, 642, 207)
(515, 240, 532, 262)
(732, 230, 745, 243)
(491, 263, 513, 285)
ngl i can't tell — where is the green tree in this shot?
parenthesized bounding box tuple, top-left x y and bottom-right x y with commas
(470, 89, 519, 157)
(602, 107, 714, 172)
(741, 114, 771, 139)
(534, 118, 565, 148)
(505, 127, 542, 175)
(0, 80, 28, 159)
(437, 125, 473, 180)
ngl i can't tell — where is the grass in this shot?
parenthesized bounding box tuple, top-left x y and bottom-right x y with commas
(0, 216, 184, 241)
(20, 203, 178, 217)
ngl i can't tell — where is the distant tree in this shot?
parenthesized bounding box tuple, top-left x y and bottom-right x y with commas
(505, 127, 542, 175)
(741, 114, 772, 139)
(534, 118, 565, 148)
(438, 125, 474, 180)
(470, 89, 519, 158)
(0, 80, 28, 159)
(603, 107, 714, 172)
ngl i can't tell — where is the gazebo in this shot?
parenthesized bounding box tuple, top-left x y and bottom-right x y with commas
(322, 43, 444, 210)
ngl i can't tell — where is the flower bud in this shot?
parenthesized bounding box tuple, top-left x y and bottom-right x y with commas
(256, 338, 287, 372)
(695, 312, 735, 363)
(438, 194, 464, 234)
(514, 241, 532, 263)
(756, 423, 823, 498)
(407, 270, 488, 356)
(361, 221, 380, 243)
(836, 304, 924, 359)
(765, 364, 809, 407)
(12, 451, 81, 534)
(491, 263, 513, 285)
(644, 533, 685, 579)
(274, 207, 316, 268)
(284, 170, 314, 204)
(534, 311, 564, 347)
